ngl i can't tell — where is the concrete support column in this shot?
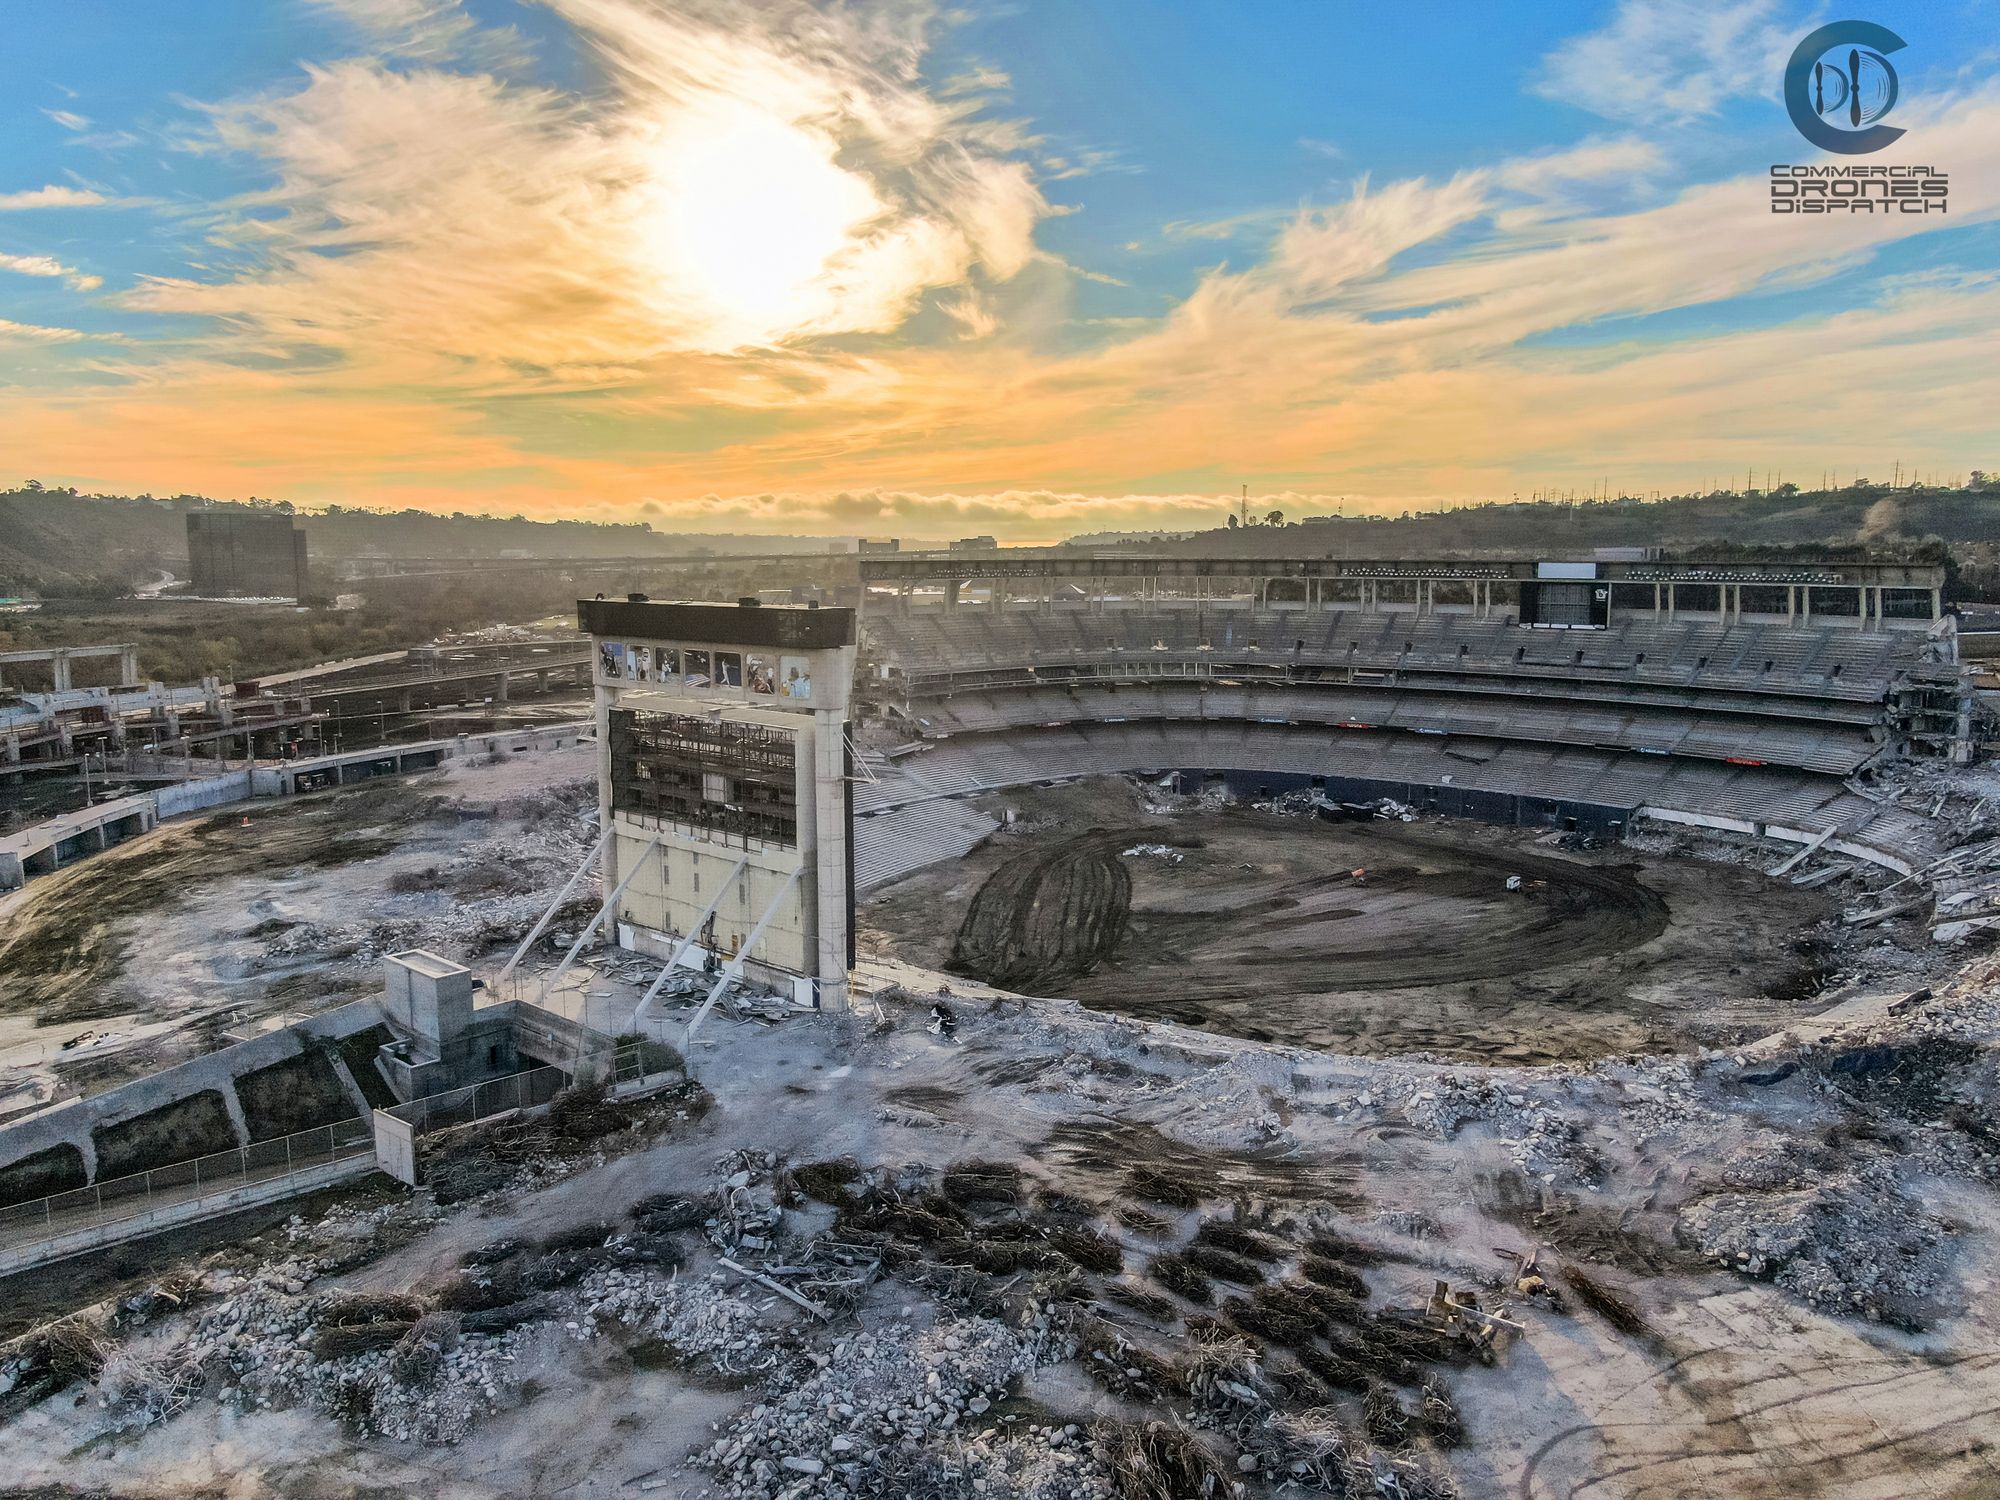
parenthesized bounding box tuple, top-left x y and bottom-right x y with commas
(812, 709, 851, 1013)
(495, 671, 511, 704)
(594, 680, 618, 895)
(120, 647, 140, 685)
(944, 579, 961, 611)
(1667, 584, 1677, 620)
(1931, 587, 1942, 622)
(52, 652, 72, 692)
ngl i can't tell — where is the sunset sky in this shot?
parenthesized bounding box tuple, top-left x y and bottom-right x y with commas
(2, 0, 1997, 541)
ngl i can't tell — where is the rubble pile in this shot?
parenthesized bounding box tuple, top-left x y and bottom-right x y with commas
(688, 1315, 1084, 1500)
(1601, 1056, 1723, 1146)
(178, 1273, 540, 1443)
(576, 1267, 787, 1379)
(1400, 1078, 1602, 1186)
(1248, 789, 1322, 819)
(1677, 1160, 1954, 1326)
(264, 783, 598, 969)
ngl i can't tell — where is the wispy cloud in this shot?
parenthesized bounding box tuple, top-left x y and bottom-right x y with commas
(0, 251, 102, 292)
(1534, 0, 1792, 123)
(0, 318, 89, 345)
(130, 0, 1054, 370)
(302, 0, 534, 70)
(42, 108, 91, 131)
(0, 184, 113, 210)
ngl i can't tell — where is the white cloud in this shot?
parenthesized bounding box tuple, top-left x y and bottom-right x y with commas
(42, 108, 91, 131)
(302, 0, 533, 70)
(0, 251, 101, 291)
(1495, 137, 1665, 194)
(136, 0, 1057, 364)
(1534, 0, 1793, 123)
(0, 318, 87, 345)
(0, 185, 112, 210)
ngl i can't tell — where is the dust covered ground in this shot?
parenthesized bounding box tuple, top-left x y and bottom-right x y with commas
(0, 743, 597, 1110)
(863, 779, 1862, 1065)
(4, 955, 1999, 1500)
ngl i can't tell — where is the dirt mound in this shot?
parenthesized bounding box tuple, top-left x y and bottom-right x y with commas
(949, 828, 1154, 991)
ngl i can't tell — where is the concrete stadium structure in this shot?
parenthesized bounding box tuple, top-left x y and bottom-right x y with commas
(849, 552, 1971, 889)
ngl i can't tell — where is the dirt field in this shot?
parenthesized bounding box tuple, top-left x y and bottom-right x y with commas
(0, 745, 596, 1106)
(863, 779, 1845, 1064)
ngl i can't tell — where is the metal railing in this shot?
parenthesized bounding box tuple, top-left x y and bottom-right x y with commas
(611, 1038, 684, 1090)
(0, 1116, 373, 1255)
(382, 1063, 574, 1135)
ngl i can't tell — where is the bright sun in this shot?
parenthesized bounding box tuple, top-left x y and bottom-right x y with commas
(638, 99, 882, 350)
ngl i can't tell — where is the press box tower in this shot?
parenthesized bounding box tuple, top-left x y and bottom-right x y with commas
(576, 597, 857, 1011)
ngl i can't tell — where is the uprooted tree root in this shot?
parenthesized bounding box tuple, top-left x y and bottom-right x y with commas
(1560, 1262, 1652, 1339)
(1125, 1165, 1202, 1209)
(786, 1158, 863, 1205)
(1192, 1220, 1284, 1263)
(1305, 1230, 1386, 1267)
(941, 1159, 1026, 1208)
(1181, 1244, 1269, 1286)
(1300, 1254, 1371, 1297)
(1147, 1252, 1214, 1304)
(1099, 1418, 1234, 1499)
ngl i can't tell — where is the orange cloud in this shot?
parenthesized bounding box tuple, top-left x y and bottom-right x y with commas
(6, 4, 2000, 539)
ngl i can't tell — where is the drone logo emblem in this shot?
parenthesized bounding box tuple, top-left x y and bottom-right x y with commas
(1783, 21, 1906, 154)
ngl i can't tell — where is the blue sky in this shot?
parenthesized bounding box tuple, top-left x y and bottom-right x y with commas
(2, 0, 1998, 537)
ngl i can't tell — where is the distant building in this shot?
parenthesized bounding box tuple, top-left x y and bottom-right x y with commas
(858, 538, 901, 554)
(186, 511, 310, 600)
(949, 535, 997, 552)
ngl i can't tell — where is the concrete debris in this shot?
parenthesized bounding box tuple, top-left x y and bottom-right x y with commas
(262, 782, 599, 970)
(1399, 1078, 1603, 1187)
(687, 1315, 1089, 1500)
(1677, 1161, 1954, 1326)
(575, 1267, 785, 1376)
(181, 1270, 540, 1444)
(1119, 844, 1184, 864)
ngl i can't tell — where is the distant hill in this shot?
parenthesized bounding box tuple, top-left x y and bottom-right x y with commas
(0, 485, 842, 595)
(1141, 485, 2000, 559)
